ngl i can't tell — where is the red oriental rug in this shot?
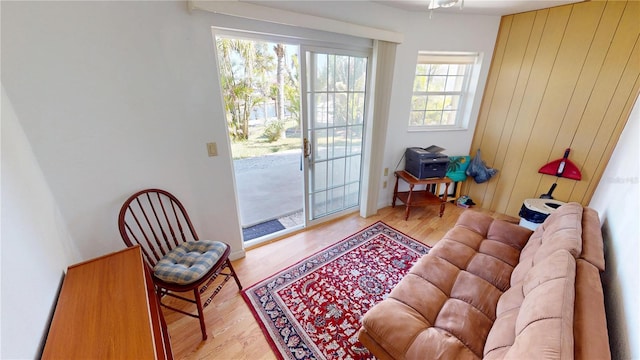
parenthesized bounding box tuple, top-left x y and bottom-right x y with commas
(241, 221, 430, 360)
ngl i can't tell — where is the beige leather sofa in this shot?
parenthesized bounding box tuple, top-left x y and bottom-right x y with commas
(358, 203, 610, 359)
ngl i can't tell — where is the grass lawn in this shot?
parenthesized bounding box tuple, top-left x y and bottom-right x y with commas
(231, 122, 301, 159)
(230, 120, 362, 160)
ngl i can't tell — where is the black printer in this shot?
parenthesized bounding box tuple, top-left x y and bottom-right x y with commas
(405, 147, 449, 179)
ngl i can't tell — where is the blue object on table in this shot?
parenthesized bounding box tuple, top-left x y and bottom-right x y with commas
(446, 156, 471, 200)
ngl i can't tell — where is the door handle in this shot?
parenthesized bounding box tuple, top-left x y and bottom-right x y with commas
(303, 138, 311, 158)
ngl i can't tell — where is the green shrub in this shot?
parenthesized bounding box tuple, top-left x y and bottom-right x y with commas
(263, 120, 285, 142)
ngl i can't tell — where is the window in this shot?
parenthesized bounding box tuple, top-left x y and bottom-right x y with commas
(409, 52, 478, 129)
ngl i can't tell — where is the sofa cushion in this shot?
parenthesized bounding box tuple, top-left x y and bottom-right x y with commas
(511, 202, 583, 285)
(360, 210, 532, 360)
(484, 249, 576, 359)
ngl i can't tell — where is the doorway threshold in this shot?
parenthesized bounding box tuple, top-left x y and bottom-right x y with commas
(242, 210, 304, 243)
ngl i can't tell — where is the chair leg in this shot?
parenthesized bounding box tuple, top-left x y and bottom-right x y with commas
(227, 259, 243, 290)
(193, 288, 208, 341)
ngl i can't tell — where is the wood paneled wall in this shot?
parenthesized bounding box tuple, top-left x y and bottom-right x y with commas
(465, 0, 640, 217)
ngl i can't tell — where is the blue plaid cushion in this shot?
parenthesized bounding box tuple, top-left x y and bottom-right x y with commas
(153, 240, 227, 285)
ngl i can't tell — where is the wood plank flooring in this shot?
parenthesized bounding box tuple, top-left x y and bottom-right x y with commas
(164, 203, 518, 360)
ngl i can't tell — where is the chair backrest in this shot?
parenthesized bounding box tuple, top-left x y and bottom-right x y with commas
(118, 189, 199, 267)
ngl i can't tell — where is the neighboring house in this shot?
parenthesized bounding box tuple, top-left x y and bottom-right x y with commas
(1, 1, 637, 359)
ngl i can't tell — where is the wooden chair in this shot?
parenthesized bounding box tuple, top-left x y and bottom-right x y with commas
(118, 189, 242, 341)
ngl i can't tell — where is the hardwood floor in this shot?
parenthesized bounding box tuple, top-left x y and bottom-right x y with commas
(164, 204, 518, 359)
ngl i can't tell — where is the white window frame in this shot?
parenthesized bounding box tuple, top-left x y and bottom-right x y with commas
(408, 51, 479, 131)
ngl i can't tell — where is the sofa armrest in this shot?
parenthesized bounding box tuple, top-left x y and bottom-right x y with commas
(574, 259, 611, 360)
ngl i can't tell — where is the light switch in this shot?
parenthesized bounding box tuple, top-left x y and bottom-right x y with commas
(207, 142, 218, 157)
(384, 168, 389, 176)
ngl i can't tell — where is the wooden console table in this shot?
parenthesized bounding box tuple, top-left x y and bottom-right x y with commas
(42, 246, 172, 359)
(393, 170, 452, 220)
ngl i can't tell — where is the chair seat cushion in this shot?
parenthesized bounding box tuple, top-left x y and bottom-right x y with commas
(153, 240, 227, 285)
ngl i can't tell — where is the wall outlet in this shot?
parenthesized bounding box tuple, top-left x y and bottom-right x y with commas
(207, 142, 218, 157)
(383, 181, 387, 188)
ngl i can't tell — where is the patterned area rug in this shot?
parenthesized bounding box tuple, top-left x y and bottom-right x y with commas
(242, 221, 430, 360)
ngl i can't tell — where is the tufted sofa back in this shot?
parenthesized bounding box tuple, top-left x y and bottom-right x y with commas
(484, 202, 586, 359)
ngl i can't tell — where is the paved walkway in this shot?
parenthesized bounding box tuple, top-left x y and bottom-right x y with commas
(234, 150, 304, 227)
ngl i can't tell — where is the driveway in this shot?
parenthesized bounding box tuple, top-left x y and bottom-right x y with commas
(233, 150, 304, 227)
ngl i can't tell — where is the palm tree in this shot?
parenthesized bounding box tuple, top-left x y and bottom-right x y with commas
(285, 53, 301, 129)
(216, 39, 302, 143)
(216, 38, 274, 141)
(274, 44, 286, 122)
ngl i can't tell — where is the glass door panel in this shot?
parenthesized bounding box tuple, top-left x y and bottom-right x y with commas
(303, 49, 368, 221)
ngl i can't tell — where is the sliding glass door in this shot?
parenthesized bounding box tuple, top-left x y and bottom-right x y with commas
(302, 49, 369, 222)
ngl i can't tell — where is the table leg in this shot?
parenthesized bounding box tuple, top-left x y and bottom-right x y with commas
(392, 174, 400, 208)
(439, 182, 450, 217)
(405, 184, 414, 220)
(454, 182, 461, 201)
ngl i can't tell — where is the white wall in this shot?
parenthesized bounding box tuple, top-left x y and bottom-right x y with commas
(589, 95, 640, 360)
(1, 1, 245, 261)
(1, 0, 499, 261)
(1, 86, 81, 358)
(380, 14, 498, 206)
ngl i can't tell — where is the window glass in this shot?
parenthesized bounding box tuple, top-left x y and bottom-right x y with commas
(409, 52, 478, 129)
